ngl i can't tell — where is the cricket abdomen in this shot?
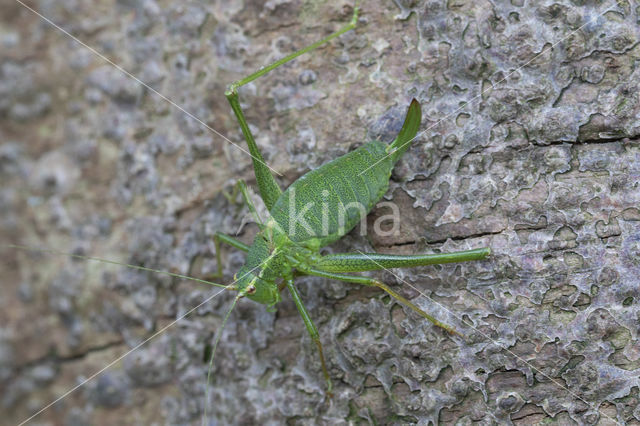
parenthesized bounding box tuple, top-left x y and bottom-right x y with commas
(269, 140, 395, 248)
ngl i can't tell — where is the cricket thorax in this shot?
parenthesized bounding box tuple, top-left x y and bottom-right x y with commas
(235, 230, 290, 306)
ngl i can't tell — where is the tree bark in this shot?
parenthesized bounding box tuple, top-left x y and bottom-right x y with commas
(2, 0, 639, 424)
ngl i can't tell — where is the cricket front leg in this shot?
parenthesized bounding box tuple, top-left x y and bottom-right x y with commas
(300, 267, 461, 336)
(225, 179, 266, 227)
(284, 277, 333, 397)
(210, 232, 250, 279)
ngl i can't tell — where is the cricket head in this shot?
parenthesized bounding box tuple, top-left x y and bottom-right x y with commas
(234, 266, 281, 306)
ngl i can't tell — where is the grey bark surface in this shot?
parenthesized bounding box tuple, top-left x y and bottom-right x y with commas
(2, 0, 640, 424)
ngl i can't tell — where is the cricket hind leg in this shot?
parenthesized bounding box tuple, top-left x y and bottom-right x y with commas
(224, 6, 359, 211)
(284, 277, 333, 396)
(313, 248, 491, 273)
(301, 267, 461, 336)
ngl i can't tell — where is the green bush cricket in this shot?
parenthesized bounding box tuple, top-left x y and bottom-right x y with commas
(6, 3, 492, 423)
(204, 4, 491, 406)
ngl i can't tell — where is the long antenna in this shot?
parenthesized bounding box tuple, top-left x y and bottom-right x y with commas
(202, 292, 242, 424)
(5, 243, 232, 289)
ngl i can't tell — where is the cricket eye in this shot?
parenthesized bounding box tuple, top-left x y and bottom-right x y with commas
(246, 285, 256, 294)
